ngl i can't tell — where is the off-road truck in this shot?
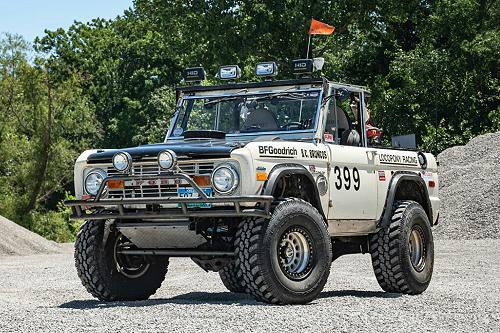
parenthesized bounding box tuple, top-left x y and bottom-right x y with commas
(65, 60, 440, 304)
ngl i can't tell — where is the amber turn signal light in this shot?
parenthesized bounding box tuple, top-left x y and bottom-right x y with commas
(108, 179, 125, 189)
(192, 175, 211, 186)
(256, 172, 268, 181)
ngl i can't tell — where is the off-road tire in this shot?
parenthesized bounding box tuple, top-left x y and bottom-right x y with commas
(235, 198, 332, 304)
(219, 262, 245, 293)
(370, 200, 434, 294)
(74, 220, 169, 301)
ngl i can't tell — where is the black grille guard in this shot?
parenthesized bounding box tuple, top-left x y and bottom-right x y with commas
(64, 173, 273, 220)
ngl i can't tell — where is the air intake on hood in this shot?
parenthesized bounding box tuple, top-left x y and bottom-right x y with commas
(183, 130, 226, 140)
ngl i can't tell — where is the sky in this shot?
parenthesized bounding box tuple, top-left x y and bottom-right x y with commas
(0, 0, 133, 42)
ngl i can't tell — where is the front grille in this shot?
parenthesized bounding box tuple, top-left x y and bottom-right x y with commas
(107, 160, 215, 177)
(106, 160, 215, 199)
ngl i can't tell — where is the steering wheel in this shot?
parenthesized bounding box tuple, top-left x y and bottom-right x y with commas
(281, 122, 304, 130)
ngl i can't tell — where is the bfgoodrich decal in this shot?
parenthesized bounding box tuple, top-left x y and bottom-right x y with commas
(258, 146, 298, 158)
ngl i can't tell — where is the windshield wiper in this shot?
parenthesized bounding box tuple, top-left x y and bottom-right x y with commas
(204, 96, 243, 107)
(252, 87, 300, 101)
(203, 88, 248, 106)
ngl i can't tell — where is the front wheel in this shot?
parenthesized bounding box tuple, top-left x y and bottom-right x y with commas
(235, 199, 332, 304)
(370, 200, 434, 294)
(74, 220, 169, 301)
(219, 261, 245, 293)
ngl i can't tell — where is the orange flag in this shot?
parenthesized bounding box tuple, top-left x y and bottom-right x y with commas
(309, 18, 335, 35)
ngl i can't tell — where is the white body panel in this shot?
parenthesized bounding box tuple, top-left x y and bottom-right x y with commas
(243, 141, 330, 212)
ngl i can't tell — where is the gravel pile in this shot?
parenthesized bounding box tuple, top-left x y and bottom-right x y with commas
(434, 132, 500, 239)
(0, 215, 62, 256)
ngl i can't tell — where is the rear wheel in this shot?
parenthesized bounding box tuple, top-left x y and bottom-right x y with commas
(370, 200, 434, 294)
(235, 199, 332, 304)
(74, 220, 169, 301)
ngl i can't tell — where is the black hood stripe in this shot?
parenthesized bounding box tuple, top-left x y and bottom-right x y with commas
(86, 141, 245, 164)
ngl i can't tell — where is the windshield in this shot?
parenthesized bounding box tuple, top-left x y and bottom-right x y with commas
(170, 90, 321, 137)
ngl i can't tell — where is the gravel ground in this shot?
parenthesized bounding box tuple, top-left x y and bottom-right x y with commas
(0, 239, 498, 333)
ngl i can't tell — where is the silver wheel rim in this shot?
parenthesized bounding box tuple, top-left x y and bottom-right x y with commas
(409, 226, 426, 272)
(113, 235, 150, 279)
(278, 227, 313, 280)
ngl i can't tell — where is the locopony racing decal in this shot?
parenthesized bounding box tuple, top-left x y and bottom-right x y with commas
(379, 153, 418, 166)
(258, 145, 298, 158)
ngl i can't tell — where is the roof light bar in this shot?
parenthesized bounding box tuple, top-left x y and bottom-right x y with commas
(218, 65, 242, 80)
(255, 62, 278, 78)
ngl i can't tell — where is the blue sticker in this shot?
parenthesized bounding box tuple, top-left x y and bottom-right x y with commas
(173, 128, 184, 136)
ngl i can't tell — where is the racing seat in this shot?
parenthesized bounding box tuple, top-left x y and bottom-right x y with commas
(337, 107, 360, 146)
(243, 108, 279, 131)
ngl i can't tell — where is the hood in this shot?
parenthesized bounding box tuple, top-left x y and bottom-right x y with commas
(86, 140, 246, 164)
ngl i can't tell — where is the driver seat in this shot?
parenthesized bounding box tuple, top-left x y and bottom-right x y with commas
(337, 107, 360, 146)
(243, 108, 279, 131)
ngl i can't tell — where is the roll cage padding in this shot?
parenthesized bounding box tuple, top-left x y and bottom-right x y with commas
(379, 172, 433, 228)
(262, 164, 325, 217)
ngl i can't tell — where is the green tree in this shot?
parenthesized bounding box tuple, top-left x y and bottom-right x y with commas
(0, 33, 98, 240)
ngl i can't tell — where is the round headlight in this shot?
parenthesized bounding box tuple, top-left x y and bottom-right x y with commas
(85, 169, 107, 196)
(158, 150, 177, 170)
(113, 152, 132, 172)
(211, 164, 239, 194)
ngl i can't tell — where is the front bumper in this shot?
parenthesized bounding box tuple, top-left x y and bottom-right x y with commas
(64, 172, 273, 220)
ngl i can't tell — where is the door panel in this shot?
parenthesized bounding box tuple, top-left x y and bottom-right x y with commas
(327, 145, 378, 220)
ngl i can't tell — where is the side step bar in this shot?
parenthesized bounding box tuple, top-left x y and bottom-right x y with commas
(117, 249, 236, 257)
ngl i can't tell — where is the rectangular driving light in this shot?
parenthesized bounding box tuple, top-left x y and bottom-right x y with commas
(292, 59, 314, 75)
(183, 67, 206, 82)
(255, 62, 278, 77)
(218, 65, 242, 80)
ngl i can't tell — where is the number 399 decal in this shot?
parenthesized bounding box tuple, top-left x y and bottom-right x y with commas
(334, 166, 360, 191)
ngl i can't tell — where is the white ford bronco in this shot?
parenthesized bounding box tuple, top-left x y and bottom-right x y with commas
(66, 60, 440, 304)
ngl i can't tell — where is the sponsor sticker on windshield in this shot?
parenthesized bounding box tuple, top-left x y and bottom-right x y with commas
(324, 133, 334, 143)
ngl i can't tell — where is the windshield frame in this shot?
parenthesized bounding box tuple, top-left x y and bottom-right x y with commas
(166, 87, 323, 140)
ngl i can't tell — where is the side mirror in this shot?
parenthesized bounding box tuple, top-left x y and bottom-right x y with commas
(336, 88, 350, 101)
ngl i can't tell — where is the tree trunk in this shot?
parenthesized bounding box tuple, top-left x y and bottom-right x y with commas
(26, 72, 53, 213)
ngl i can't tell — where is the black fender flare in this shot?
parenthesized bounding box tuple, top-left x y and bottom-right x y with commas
(261, 163, 325, 217)
(379, 172, 433, 228)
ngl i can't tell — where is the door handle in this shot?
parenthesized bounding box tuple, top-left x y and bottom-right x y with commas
(366, 150, 377, 163)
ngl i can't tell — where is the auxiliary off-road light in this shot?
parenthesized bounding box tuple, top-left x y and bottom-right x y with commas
(211, 164, 239, 194)
(292, 57, 325, 75)
(218, 65, 242, 80)
(183, 67, 206, 82)
(255, 62, 278, 77)
(292, 59, 314, 75)
(113, 152, 132, 172)
(157, 150, 177, 170)
(84, 169, 107, 196)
